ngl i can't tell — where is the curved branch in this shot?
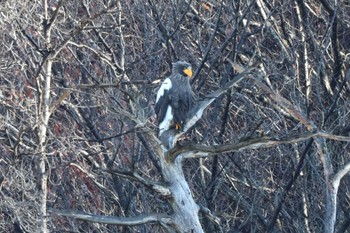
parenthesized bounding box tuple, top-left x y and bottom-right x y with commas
(168, 131, 350, 161)
(324, 162, 350, 233)
(333, 163, 350, 186)
(49, 208, 171, 226)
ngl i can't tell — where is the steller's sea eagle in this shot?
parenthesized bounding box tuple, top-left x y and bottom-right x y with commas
(155, 61, 196, 137)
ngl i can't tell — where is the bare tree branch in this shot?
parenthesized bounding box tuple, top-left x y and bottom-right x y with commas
(49, 208, 171, 226)
(106, 169, 171, 196)
(169, 131, 350, 160)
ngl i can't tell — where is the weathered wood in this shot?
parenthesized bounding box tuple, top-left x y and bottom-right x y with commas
(160, 154, 203, 232)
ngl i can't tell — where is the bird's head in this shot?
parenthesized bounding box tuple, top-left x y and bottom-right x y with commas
(172, 61, 192, 78)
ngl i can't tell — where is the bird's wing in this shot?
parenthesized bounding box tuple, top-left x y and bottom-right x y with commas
(155, 78, 172, 123)
(171, 91, 191, 127)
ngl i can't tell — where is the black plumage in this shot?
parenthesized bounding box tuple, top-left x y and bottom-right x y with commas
(155, 61, 195, 136)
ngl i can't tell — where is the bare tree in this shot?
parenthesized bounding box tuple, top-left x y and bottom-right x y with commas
(1, 0, 350, 233)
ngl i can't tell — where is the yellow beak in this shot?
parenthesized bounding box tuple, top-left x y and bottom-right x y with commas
(183, 67, 192, 78)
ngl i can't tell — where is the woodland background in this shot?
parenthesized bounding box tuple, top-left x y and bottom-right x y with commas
(1, 0, 350, 232)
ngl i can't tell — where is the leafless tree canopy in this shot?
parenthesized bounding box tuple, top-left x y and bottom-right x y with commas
(1, 0, 350, 232)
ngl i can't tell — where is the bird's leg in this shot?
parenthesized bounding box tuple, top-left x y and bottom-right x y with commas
(175, 123, 181, 130)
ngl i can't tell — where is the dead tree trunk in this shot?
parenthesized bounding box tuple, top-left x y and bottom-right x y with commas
(36, 2, 52, 231)
(159, 152, 203, 232)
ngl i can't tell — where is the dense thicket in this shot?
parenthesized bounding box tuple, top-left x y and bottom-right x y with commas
(1, 0, 350, 232)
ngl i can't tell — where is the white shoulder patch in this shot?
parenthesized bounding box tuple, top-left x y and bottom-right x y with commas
(156, 78, 172, 102)
(158, 105, 173, 136)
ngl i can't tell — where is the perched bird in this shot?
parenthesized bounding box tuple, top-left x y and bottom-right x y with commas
(155, 61, 196, 137)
